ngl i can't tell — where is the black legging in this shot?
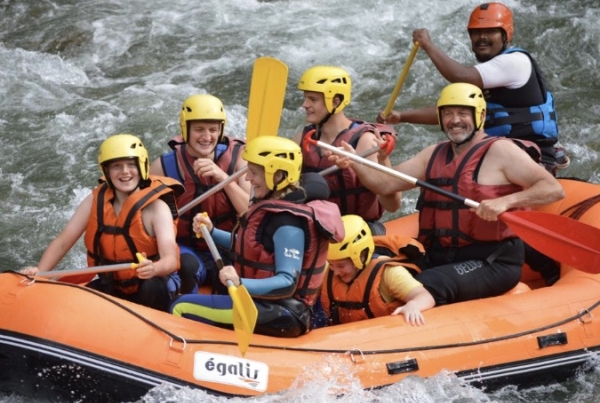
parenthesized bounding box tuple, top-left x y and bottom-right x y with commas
(415, 238, 524, 306)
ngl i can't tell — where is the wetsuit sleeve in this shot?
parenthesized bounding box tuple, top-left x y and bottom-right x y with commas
(211, 228, 232, 249)
(241, 225, 305, 298)
(474, 52, 531, 89)
(380, 264, 423, 302)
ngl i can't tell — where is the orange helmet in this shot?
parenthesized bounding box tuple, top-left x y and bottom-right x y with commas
(467, 3, 514, 43)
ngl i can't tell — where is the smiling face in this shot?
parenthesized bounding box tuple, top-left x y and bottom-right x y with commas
(106, 158, 140, 193)
(469, 28, 506, 62)
(440, 106, 476, 144)
(301, 90, 329, 124)
(186, 120, 222, 158)
(245, 162, 271, 199)
(328, 258, 359, 284)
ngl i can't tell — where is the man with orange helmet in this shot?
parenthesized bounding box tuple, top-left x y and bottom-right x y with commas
(378, 4, 567, 286)
(379, 2, 568, 176)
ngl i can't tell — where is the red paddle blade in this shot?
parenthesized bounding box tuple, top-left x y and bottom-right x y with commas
(56, 273, 96, 284)
(501, 210, 600, 273)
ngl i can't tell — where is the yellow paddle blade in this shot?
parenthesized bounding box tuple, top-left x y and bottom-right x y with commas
(228, 283, 258, 357)
(245, 57, 288, 142)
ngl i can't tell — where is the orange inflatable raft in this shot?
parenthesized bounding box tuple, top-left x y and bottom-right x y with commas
(1, 178, 600, 402)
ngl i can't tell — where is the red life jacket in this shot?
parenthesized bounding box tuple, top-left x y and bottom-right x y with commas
(417, 137, 523, 249)
(301, 121, 395, 221)
(174, 137, 244, 250)
(321, 235, 422, 325)
(84, 176, 182, 294)
(232, 199, 344, 306)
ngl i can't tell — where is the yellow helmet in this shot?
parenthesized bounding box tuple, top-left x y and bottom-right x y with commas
(298, 66, 351, 114)
(328, 215, 374, 270)
(436, 82, 486, 131)
(242, 137, 302, 191)
(98, 134, 149, 180)
(179, 94, 227, 142)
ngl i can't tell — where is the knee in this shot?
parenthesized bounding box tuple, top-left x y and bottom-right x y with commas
(179, 253, 207, 293)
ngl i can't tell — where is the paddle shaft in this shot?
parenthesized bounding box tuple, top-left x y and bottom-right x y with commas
(309, 139, 479, 208)
(383, 43, 419, 118)
(35, 262, 138, 279)
(198, 224, 225, 271)
(309, 137, 600, 273)
(318, 142, 389, 176)
(180, 139, 390, 215)
(199, 222, 258, 357)
(179, 167, 247, 215)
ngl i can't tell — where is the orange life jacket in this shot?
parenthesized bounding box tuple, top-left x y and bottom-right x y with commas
(84, 175, 183, 294)
(321, 235, 422, 324)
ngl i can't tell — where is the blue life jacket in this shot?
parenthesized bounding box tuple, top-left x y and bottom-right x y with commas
(161, 143, 227, 181)
(484, 48, 558, 146)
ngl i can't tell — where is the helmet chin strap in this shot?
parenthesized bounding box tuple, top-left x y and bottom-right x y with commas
(315, 109, 335, 140)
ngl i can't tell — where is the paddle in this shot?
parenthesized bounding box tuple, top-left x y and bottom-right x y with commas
(382, 43, 419, 119)
(37, 262, 139, 280)
(198, 223, 257, 357)
(36, 253, 144, 284)
(304, 136, 600, 274)
(245, 56, 288, 142)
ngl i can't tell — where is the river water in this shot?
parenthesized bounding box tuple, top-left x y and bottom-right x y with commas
(1, 0, 600, 402)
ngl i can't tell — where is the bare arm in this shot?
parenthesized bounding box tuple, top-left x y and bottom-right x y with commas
(413, 28, 484, 87)
(22, 193, 93, 275)
(193, 157, 250, 215)
(149, 157, 165, 176)
(334, 141, 435, 196)
(392, 285, 436, 325)
(140, 199, 179, 278)
(378, 105, 439, 126)
(221, 154, 251, 214)
(475, 140, 565, 219)
(355, 131, 402, 212)
(383, 264, 435, 326)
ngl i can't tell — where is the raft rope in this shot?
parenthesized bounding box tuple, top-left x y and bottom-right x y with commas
(10, 271, 600, 355)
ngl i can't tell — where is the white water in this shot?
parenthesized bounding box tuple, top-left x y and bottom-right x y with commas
(1, 0, 600, 401)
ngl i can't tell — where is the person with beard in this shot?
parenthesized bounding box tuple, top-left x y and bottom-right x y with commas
(331, 83, 564, 305)
(150, 94, 251, 294)
(378, 3, 567, 285)
(378, 2, 568, 176)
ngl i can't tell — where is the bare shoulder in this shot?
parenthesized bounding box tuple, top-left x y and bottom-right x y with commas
(292, 131, 303, 145)
(488, 138, 536, 164)
(144, 197, 172, 218)
(149, 157, 164, 176)
(355, 129, 378, 151)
